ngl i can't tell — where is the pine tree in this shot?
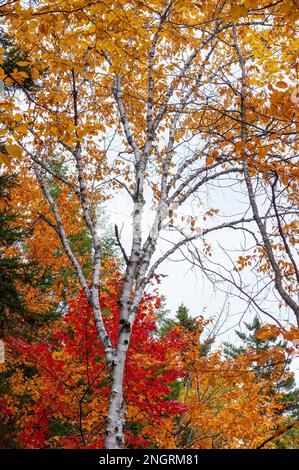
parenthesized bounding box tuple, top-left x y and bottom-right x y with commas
(156, 302, 198, 337)
(0, 174, 39, 447)
(0, 174, 32, 335)
(0, 34, 39, 94)
(176, 304, 197, 333)
(0, 173, 59, 336)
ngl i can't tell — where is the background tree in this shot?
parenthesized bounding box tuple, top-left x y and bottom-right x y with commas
(1, 267, 186, 449)
(0, 172, 56, 448)
(224, 316, 299, 411)
(0, 172, 56, 337)
(168, 323, 296, 449)
(224, 316, 299, 448)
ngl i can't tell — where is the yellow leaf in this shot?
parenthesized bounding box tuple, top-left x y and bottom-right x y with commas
(5, 144, 23, 158)
(0, 152, 11, 168)
(31, 68, 40, 81)
(15, 124, 27, 135)
(5, 77, 13, 86)
(19, 71, 29, 79)
(14, 113, 23, 122)
(16, 61, 30, 67)
(228, 5, 248, 20)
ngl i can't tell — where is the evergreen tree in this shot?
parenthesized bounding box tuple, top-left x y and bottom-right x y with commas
(156, 302, 198, 337)
(176, 304, 197, 333)
(0, 174, 40, 447)
(224, 316, 299, 419)
(0, 173, 60, 336)
(154, 295, 173, 337)
(0, 173, 34, 336)
(0, 34, 40, 94)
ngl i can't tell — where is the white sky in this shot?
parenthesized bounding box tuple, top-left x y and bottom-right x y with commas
(103, 182, 299, 383)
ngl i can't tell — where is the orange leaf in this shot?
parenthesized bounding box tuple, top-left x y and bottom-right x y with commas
(235, 141, 244, 154)
(276, 81, 288, 89)
(256, 324, 281, 341)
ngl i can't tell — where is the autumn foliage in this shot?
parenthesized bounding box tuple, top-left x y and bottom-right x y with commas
(1, 269, 298, 449)
(0, 0, 299, 451)
(1, 266, 187, 448)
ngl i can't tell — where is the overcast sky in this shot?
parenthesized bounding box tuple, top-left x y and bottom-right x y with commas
(104, 181, 299, 383)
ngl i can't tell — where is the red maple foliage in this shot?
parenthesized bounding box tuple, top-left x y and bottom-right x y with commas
(2, 269, 186, 448)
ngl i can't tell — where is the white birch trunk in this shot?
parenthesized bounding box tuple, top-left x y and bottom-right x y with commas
(104, 329, 129, 449)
